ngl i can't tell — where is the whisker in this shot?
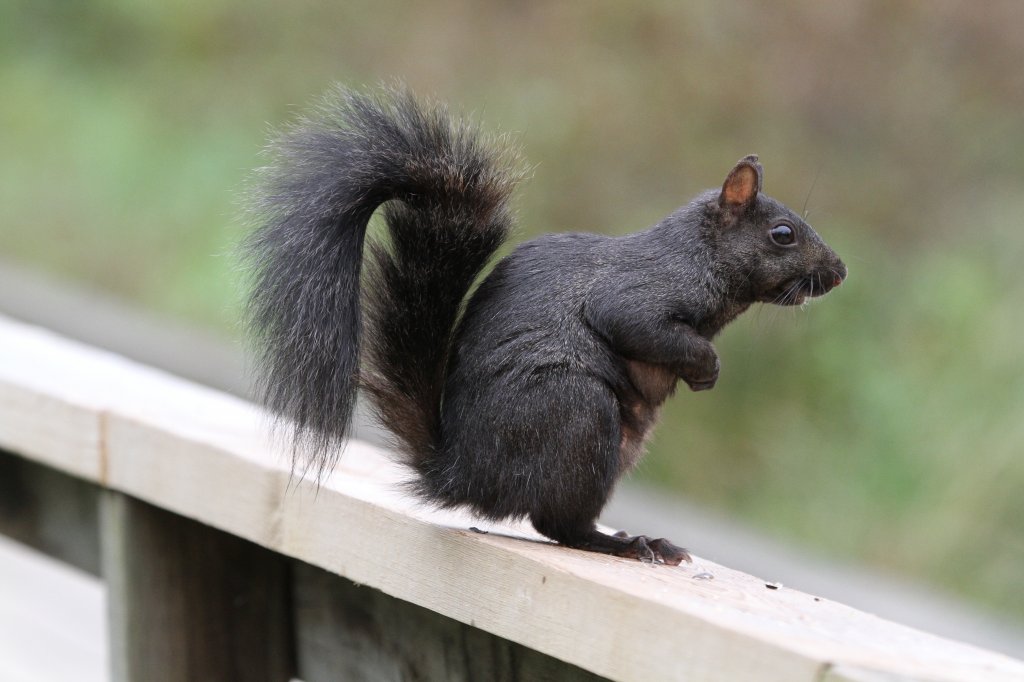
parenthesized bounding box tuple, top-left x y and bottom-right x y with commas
(802, 162, 824, 220)
(791, 280, 803, 308)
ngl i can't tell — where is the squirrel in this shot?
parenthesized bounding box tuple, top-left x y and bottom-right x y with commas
(244, 85, 846, 565)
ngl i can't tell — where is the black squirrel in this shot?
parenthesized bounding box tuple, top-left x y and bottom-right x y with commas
(245, 85, 846, 565)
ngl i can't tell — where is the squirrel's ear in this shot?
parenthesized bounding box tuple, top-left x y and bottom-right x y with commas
(719, 154, 763, 211)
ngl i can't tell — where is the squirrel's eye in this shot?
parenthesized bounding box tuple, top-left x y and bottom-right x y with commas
(769, 224, 795, 246)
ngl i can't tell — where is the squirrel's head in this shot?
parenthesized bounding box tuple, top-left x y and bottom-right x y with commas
(709, 155, 847, 306)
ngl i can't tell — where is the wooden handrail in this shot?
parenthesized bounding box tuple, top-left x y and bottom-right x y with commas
(1, 313, 1022, 682)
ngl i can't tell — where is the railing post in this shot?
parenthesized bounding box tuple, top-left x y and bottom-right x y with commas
(100, 491, 294, 682)
(292, 561, 604, 682)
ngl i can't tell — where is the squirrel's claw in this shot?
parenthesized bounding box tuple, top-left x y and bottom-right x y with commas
(572, 529, 691, 566)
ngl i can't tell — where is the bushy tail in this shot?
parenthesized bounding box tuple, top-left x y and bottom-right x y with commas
(244, 85, 521, 478)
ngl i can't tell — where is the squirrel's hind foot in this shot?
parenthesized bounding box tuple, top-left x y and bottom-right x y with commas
(572, 529, 691, 566)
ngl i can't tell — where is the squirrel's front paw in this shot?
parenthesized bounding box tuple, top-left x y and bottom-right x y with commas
(685, 376, 717, 391)
(685, 378, 716, 391)
(682, 354, 719, 392)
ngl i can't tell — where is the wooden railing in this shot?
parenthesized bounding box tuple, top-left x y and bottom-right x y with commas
(1, 313, 1022, 682)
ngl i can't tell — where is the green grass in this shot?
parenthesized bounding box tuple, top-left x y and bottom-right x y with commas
(2, 1, 1022, 619)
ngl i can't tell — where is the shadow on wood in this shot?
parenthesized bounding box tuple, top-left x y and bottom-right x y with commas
(0, 449, 100, 575)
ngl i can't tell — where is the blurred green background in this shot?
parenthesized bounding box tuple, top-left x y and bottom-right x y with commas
(2, 1, 1022, 619)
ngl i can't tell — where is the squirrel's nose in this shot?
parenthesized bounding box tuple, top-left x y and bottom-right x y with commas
(831, 261, 848, 288)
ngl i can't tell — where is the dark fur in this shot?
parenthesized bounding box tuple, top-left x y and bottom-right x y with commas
(245, 86, 846, 551)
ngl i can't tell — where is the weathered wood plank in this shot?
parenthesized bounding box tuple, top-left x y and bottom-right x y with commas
(2, 314, 1023, 682)
(0, 323, 107, 480)
(293, 560, 605, 682)
(100, 491, 294, 682)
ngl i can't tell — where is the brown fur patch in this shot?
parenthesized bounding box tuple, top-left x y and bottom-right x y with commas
(618, 360, 678, 472)
(625, 360, 677, 403)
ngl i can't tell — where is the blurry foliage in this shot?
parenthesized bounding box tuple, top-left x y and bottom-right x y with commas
(1, 1, 1023, 616)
